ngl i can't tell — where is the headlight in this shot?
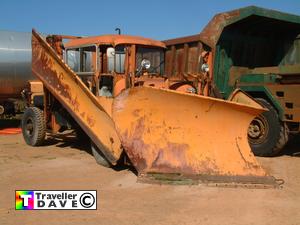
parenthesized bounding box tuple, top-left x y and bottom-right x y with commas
(186, 87, 196, 94)
(201, 63, 209, 73)
(141, 59, 151, 69)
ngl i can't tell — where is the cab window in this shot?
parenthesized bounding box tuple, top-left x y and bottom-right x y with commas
(66, 46, 96, 73)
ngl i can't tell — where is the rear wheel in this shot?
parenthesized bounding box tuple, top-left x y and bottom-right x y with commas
(91, 142, 111, 168)
(21, 107, 46, 146)
(248, 98, 288, 156)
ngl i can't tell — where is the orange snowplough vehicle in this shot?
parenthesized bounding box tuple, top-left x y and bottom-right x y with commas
(21, 29, 280, 187)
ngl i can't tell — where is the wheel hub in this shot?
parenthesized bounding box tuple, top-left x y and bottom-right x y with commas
(25, 118, 34, 136)
(248, 115, 269, 144)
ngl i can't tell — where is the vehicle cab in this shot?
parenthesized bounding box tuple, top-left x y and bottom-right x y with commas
(64, 34, 166, 99)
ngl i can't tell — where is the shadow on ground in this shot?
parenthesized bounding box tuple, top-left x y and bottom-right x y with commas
(0, 119, 21, 128)
(281, 134, 300, 157)
(45, 131, 137, 174)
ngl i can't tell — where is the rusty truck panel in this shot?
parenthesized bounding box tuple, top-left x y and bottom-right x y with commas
(164, 34, 204, 79)
(65, 34, 166, 49)
(163, 35, 214, 96)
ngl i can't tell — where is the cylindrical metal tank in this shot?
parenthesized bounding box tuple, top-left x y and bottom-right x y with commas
(0, 30, 34, 101)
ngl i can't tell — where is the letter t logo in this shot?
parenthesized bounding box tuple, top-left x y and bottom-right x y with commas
(20, 194, 32, 207)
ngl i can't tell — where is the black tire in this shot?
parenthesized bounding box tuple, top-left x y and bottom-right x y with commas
(248, 98, 288, 156)
(91, 142, 111, 168)
(21, 107, 46, 146)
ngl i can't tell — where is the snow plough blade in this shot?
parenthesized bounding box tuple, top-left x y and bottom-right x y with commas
(112, 87, 278, 187)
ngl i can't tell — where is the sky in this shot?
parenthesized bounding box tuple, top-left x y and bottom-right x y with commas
(0, 0, 300, 40)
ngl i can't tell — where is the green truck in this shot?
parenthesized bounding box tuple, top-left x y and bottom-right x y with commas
(163, 6, 300, 156)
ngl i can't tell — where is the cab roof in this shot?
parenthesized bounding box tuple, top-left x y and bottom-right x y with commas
(65, 34, 166, 49)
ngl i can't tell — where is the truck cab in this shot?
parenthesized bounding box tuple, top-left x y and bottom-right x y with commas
(27, 34, 171, 138)
(64, 35, 166, 98)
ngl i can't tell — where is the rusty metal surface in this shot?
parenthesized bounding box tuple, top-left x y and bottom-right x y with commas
(28, 81, 43, 93)
(163, 32, 218, 97)
(199, 9, 240, 48)
(31, 30, 122, 164)
(112, 86, 273, 182)
(137, 173, 280, 188)
(164, 39, 204, 77)
(164, 37, 214, 96)
(228, 89, 265, 109)
(65, 34, 166, 49)
(229, 65, 300, 78)
(163, 34, 201, 46)
(267, 84, 300, 122)
(199, 6, 300, 48)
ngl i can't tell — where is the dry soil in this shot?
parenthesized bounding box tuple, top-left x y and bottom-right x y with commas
(1, 133, 300, 225)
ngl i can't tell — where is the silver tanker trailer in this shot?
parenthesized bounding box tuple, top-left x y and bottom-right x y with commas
(0, 30, 35, 116)
(0, 30, 74, 116)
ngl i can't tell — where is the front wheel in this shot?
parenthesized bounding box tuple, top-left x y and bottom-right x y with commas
(21, 107, 46, 146)
(248, 98, 288, 156)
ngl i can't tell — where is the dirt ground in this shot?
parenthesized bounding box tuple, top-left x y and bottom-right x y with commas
(1, 132, 300, 225)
